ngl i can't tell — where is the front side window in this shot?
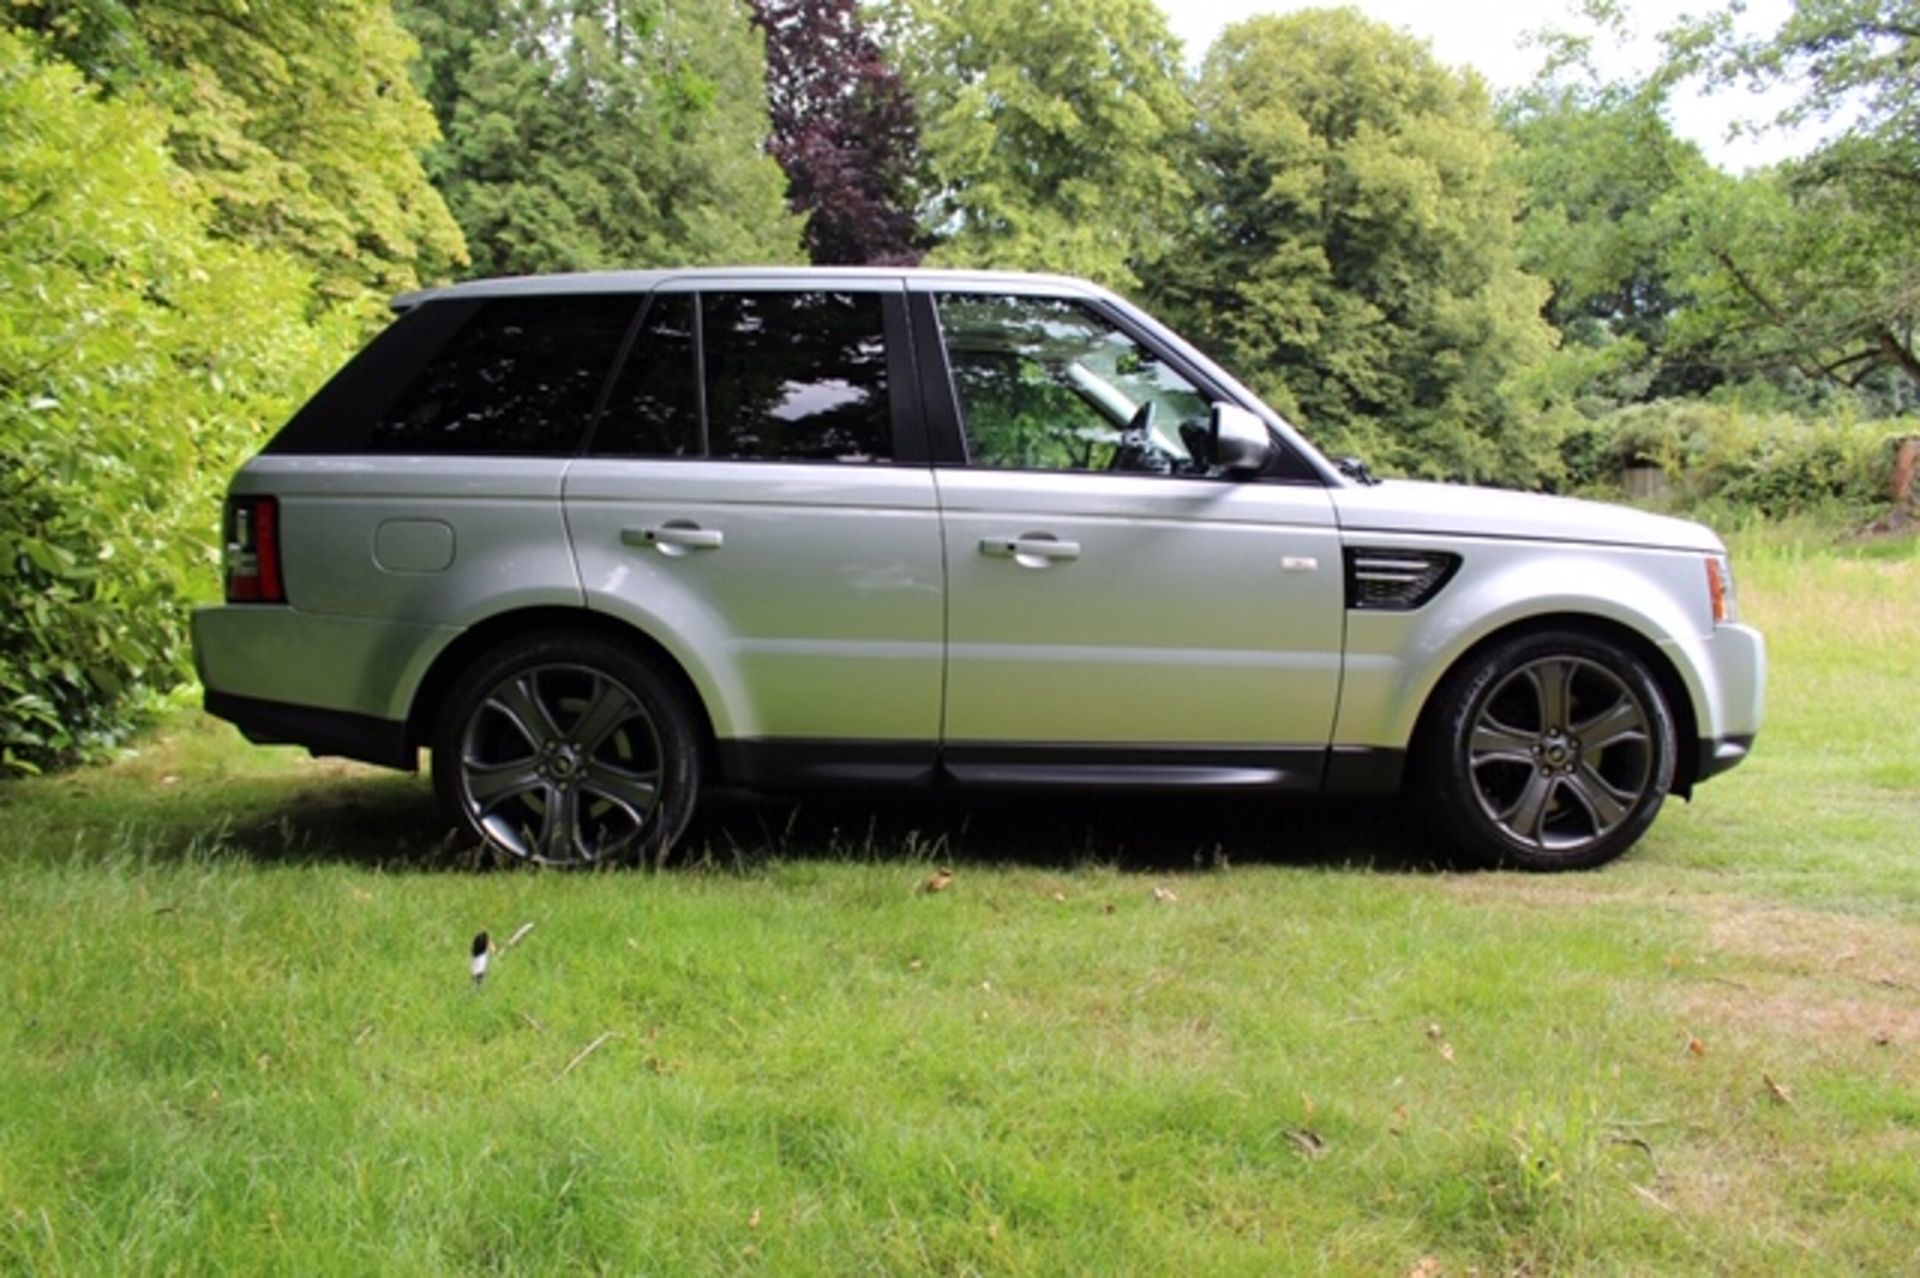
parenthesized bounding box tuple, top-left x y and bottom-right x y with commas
(936, 294, 1214, 474)
(369, 295, 637, 455)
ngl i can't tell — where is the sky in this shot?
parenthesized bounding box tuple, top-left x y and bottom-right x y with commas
(1160, 0, 1828, 172)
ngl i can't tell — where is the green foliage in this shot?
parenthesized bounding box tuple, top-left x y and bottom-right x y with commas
(1560, 400, 1902, 518)
(878, 0, 1193, 292)
(4, 0, 467, 312)
(1502, 71, 1720, 407)
(1161, 10, 1556, 486)
(0, 32, 353, 774)
(1655, 1, 1920, 400)
(402, 0, 804, 277)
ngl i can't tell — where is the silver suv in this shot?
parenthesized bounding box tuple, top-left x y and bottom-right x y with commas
(194, 268, 1764, 870)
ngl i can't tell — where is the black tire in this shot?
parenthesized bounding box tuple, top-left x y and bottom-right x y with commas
(1416, 629, 1677, 871)
(431, 634, 701, 867)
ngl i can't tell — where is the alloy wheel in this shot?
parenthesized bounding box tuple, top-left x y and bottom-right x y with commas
(1465, 655, 1655, 856)
(456, 662, 665, 865)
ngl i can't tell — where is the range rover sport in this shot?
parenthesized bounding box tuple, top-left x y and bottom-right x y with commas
(194, 268, 1765, 870)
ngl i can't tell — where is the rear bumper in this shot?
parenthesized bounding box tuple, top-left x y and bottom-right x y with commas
(203, 690, 415, 771)
(192, 604, 455, 723)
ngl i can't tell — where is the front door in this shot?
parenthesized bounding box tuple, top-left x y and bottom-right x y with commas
(925, 290, 1344, 785)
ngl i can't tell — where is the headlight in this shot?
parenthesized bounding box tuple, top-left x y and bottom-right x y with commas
(1705, 554, 1737, 625)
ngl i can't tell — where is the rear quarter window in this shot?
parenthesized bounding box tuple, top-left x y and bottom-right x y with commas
(268, 295, 638, 456)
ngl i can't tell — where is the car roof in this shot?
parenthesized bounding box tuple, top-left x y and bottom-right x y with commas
(392, 266, 1108, 310)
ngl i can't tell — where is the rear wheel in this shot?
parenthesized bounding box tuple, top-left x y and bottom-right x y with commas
(1419, 629, 1676, 871)
(432, 635, 700, 867)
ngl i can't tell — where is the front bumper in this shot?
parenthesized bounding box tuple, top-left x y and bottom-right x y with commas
(1696, 733, 1755, 782)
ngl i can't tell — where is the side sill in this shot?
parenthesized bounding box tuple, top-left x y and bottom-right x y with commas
(942, 744, 1322, 792)
(715, 740, 938, 789)
(716, 740, 1333, 793)
(204, 690, 417, 771)
(1322, 747, 1406, 796)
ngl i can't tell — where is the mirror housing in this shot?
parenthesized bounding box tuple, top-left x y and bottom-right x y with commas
(1209, 403, 1273, 477)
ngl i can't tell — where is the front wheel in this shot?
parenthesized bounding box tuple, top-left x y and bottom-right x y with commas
(432, 635, 701, 867)
(1418, 630, 1677, 871)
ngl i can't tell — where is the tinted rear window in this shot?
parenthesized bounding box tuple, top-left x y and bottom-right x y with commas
(587, 290, 895, 463)
(703, 292, 891, 463)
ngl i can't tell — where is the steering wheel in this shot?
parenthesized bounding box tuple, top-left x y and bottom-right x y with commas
(1106, 400, 1158, 472)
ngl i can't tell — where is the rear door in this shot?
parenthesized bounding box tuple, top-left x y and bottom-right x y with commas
(564, 278, 945, 783)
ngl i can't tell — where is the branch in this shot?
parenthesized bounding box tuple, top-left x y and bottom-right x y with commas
(1876, 325, 1920, 389)
(1705, 245, 1852, 384)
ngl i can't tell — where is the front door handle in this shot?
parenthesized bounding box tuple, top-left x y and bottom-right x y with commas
(979, 534, 1081, 567)
(623, 523, 724, 555)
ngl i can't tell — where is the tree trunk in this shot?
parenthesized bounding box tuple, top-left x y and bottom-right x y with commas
(1893, 435, 1918, 508)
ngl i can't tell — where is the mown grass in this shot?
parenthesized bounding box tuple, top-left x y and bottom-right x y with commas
(1, 526, 1915, 1274)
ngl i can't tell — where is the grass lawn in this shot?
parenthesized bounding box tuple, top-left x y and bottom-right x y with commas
(2, 528, 1916, 1275)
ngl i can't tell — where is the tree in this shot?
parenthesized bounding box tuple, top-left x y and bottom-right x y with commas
(1164, 10, 1555, 484)
(876, 0, 1192, 292)
(750, 0, 924, 265)
(1657, 0, 1920, 401)
(0, 30, 353, 773)
(401, 0, 804, 277)
(1503, 77, 1719, 407)
(4, 0, 467, 311)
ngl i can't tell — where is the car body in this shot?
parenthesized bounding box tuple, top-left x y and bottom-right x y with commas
(194, 267, 1765, 869)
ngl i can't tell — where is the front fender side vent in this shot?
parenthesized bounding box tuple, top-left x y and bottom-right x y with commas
(1344, 548, 1461, 611)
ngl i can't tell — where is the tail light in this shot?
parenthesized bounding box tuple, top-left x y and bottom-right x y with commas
(225, 495, 285, 604)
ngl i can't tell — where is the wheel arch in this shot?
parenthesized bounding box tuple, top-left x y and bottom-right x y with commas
(403, 607, 721, 776)
(1404, 612, 1701, 798)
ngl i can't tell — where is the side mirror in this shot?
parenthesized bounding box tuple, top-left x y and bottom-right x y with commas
(1209, 403, 1273, 477)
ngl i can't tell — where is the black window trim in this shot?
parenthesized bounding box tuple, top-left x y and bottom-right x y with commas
(911, 289, 1325, 485)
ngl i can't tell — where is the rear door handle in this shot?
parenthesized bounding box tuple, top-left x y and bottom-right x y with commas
(622, 524, 724, 552)
(979, 535, 1081, 565)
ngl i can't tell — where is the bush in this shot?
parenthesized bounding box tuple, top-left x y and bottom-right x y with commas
(0, 33, 354, 775)
(1559, 400, 1906, 519)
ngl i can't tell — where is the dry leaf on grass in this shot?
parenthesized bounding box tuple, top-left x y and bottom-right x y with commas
(1152, 885, 1179, 904)
(747, 1207, 761, 1230)
(1406, 1257, 1444, 1278)
(1763, 1073, 1795, 1105)
(1286, 1128, 1328, 1160)
(1686, 1035, 1708, 1057)
(921, 867, 954, 894)
(1437, 1041, 1456, 1064)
